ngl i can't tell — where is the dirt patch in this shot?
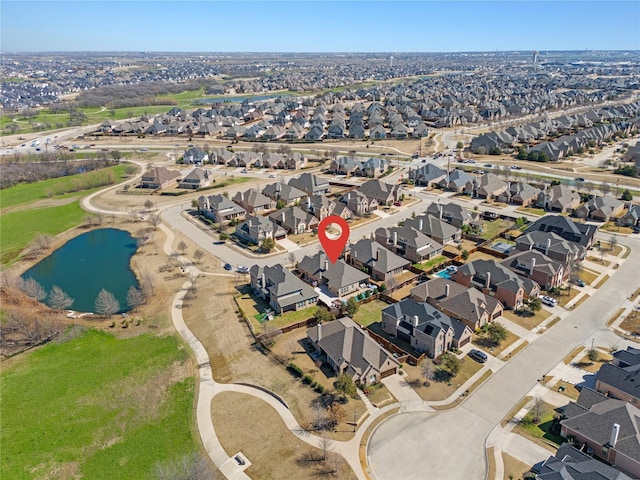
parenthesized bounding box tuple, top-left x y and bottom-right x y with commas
(2, 195, 78, 214)
(502, 452, 532, 480)
(211, 392, 357, 480)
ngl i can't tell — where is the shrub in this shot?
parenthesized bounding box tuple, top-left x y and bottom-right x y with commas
(287, 363, 303, 378)
(303, 374, 313, 385)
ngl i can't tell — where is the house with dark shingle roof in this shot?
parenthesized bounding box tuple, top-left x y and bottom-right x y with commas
(288, 173, 330, 196)
(439, 169, 475, 193)
(426, 201, 476, 228)
(409, 163, 447, 187)
(250, 264, 318, 314)
(501, 250, 567, 290)
(262, 182, 307, 206)
(345, 239, 410, 282)
(140, 167, 182, 189)
(516, 230, 585, 265)
(178, 167, 212, 190)
(575, 195, 625, 223)
(452, 259, 540, 309)
(381, 298, 473, 357)
(618, 203, 640, 228)
(298, 251, 369, 297)
(374, 224, 443, 263)
(307, 317, 399, 386)
(536, 185, 581, 213)
(561, 388, 640, 478)
(404, 214, 461, 246)
(182, 147, 208, 164)
(524, 214, 597, 249)
(269, 206, 319, 234)
(197, 194, 246, 223)
(359, 179, 401, 206)
(595, 347, 640, 405)
(232, 188, 276, 214)
(536, 443, 633, 480)
(235, 215, 286, 245)
(496, 182, 541, 206)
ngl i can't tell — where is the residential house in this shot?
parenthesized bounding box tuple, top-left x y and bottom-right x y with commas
(210, 148, 234, 165)
(288, 173, 330, 196)
(250, 264, 318, 314)
(471, 173, 508, 200)
(515, 230, 585, 265)
(140, 167, 182, 189)
(339, 190, 378, 216)
(198, 195, 246, 223)
(536, 443, 633, 480)
(355, 158, 388, 178)
(301, 195, 335, 220)
(332, 203, 353, 221)
(307, 317, 399, 385)
(298, 252, 369, 297)
(451, 259, 540, 309)
(524, 215, 597, 249)
(262, 182, 307, 206)
(269, 206, 319, 234)
(381, 298, 473, 357)
(561, 388, 640, 478)
(439, 169, 475, 192)
(182, 147, 208, 164)
(359, 179, 402, 206)
(496, 182, 541, 206)
(404, 214, 461, 246)
(374, 224, 443, 263)
(330, 157, 359, 176)
(410, 164, 447, 188)
(618, 203, 640, 228)
(345, 239, 410, 282)
(595, 347, 640, 405)
(235, 215, 286, 245)
(501, 250, 567, 290)
(536, 185, 581, 213)
(426, 202, 476, 228)
(232, 189, 276, 214)
(229, 151, 260, 168)
(177, 167, 212, 190)
(575, 195, 625, 223)
(410, 278, 503, 331)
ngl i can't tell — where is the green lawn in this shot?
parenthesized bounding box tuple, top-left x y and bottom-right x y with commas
(1, 329, 199, 480)
(0, 164, 131, 209)
(412, 255, 447, 271)
(352, 299, 388, 326)
(0, 201, 91, 264)
(516, 402, 565, 448)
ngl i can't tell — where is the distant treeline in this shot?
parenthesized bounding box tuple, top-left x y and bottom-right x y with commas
(72, 81, 204, 109)
(0, 152, 116, 189)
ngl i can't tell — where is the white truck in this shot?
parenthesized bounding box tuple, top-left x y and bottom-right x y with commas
(30, 140, 40, 147)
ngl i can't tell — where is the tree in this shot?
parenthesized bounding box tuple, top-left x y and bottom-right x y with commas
(461, 249, 469, 260)
(287, 252, 296, 267)
(420, 359, 433, 385)
(218, 232, 229, 241)
(313, 306, 334, 324)
(327, 403, 346, 428)
(154, 451, 215, 480)
(528, 296, 542, 314)
(609, 234, 618, 252)
(144, 199, 154, 211)
(47, 285, 74, 311)
(193, 249, 204, 264)
(344, 297, 359, 317)
(335, 374, 357, 398)
(441, 352, 460, 377)
(621, 189, 633, 201)
(94, 288, 120, 317)
(177, 240, 187, 255)
(487, 322, 508, 345)
(110, 150, 122, 162)
(126, 286, 146, 311)
(276, 199, 286, 210)
(148, 214, 161, 229)
(587, 348, 599, 362)
(261, 237, 275, 252)
(141, 268, 155, 296)
(531, 397, 545, 424)
(456, 141, 464, 150)
(22, 277, 47, 304)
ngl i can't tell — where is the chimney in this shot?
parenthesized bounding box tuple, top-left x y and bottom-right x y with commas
(393, 231, 398, 245)
(282, 211, 286, 222)
(546, 238, 551, 255)
(324, 259, 329, 271)
(375, 248, 380, 261)
(261, 272, 266, 287)
(445, 284, 450, 297)
(485, 272, 491, 289)
(419, 218, 423, 231)
(276, 183, 281, 193)
(307, 197, 311, 208)
(439, 205, 443, 219)
(530, 257, 536, 276)
(413, 315, 419, 327)
(317, 323, 322, 341)
(610, 423, 620, 447)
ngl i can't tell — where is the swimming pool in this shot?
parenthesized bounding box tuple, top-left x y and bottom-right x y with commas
(435, 270, 452, 279)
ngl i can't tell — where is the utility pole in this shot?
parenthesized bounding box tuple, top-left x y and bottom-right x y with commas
(353, 411, 357, 432)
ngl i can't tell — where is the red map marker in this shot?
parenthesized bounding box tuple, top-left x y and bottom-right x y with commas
(317, 215, 350, 264)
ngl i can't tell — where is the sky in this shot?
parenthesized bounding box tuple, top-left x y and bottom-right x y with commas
(2, 1, 639, 53)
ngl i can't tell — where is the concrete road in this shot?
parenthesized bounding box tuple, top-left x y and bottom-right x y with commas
(367, 233, 640, 480)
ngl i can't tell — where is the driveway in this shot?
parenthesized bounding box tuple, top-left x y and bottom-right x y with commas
(381, 374, 422, 403)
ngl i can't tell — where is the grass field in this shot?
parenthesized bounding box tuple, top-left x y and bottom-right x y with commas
(1, 329, 199, 480)
(352, 299, 387, 327)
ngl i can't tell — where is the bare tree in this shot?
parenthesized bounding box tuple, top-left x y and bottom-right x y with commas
(420, 359, 433, 385)
(48, 285, 74, 311)
(610, 234, 618, 252)
(288, 251, 296, 267)
(601, 181, 611, 195)
(141, 268, 155, 296)
(193, 249, 204, 264)
(321, 432, 333, 461)
(144, 199, 154, 211)
(21, 277, 47, 304)
(154, 451, 216, 480)
(148, 214, 161, 230)
(94, 289, 120, 317)
(531, 397, 545, 424)
(177, 240, 188, 255)
(126, 286, 146, 311)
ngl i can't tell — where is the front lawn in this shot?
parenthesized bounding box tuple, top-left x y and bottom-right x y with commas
(235, 287, 317, 331)
(501, 309, 551, 330)
(402, 357, 483, 401)
(514, 402, 565, 450)
(472, 330, 519, 357)
(0, 329, 200, 480)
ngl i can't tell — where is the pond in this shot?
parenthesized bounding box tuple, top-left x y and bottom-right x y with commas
(22, 228, 139, 313)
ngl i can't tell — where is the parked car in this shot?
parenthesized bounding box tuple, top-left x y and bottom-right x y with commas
(482, 211, 498, 221)
(510, 165, 522, 170)
(237, 266, 249, 273)
(468, 349, 488, 363)
(224, 263, 233, 271)
(540, 295, 558, 307)
(574, 279, 586, 287)
(269, 174, 276, 178)
(240, 169, 248, 173)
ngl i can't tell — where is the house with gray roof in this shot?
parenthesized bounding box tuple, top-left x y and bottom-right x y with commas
(339, 190, 378, 216)
(410, 277, 503, 331)
(262, 182, 307, 206)
(345, 239, 410, 282)
(298, 251, 369, 297)
(182, 147, 208, 164)
(307, 317, 399, 386)
(288, 173, 330, 196)
(235, 215, 286, 245)
(515, 230, 585, 265)
(269, 206, 319, 234)
(501, 250, 567, 290)
(536, 443, 632, 480)
(140, 167, 182, 189)
(232, 188, 276, 214)
(595, 347, 640, 405)
(536, 185, 581, 213)
(359, 179, 402, 206)
(524, 214, 597, 249)
(496, 182, 542, 206)
(374, 224, 443, 264)
(472, 173, 508, 200)
(439, 169, 475, 192)
(330, 157, 359, 176)
(561, 388, 640, 478)
(404, 214, 461, 245)
(409, 163, 447, 187)
(426, 201, 476, 228)
(178, 167, 212, 190)
(210, 147, 234, 165)
(381, 298, 473, 357)
(301, 195, 335, 220)
(250, 264, 318, 314)
(452, 259, 540, 309)
(618, 203, 640, 228)
(197, 194, 246, 223)
(575, 195, 625, 223)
